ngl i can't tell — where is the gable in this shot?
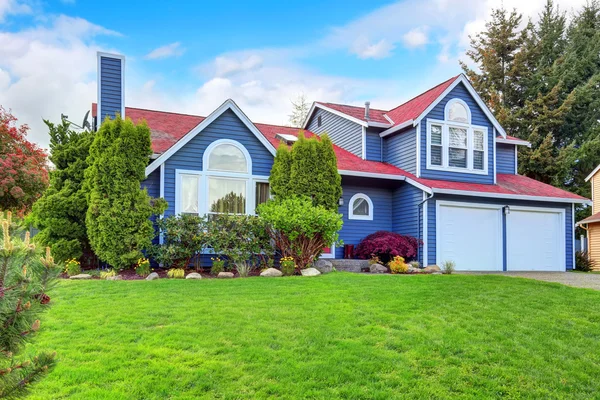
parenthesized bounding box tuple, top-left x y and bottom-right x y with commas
(307, 107, 363, 158)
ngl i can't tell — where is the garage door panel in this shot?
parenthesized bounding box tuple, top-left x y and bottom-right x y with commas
(506, 209, 564, 271)
(437, 203, 503, 271)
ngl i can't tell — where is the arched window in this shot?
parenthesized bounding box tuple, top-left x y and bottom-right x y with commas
(207, 143, 248, 173)
(349, 193, 373, 220)
(444, 99, 471, 124)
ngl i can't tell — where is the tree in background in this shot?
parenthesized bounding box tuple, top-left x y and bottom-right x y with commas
(30, 120, 95, 266)
(0, 211, 60, 398)
(288, 94, 310, 128)
(84, 116, 167, 270)
(0, 107, 48, 214)
(270, 132, 341, 211)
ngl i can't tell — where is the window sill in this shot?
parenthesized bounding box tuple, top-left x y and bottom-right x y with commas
(426, 164, 488, 176)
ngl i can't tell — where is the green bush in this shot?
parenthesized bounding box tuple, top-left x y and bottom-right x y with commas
(280, 256, 295, 276)
(150, 214, 208, 269)
(441, 260, 456, 275)
(210, 257, 225, 275)
(258, 196, 342, 269)
(64, 258, 81, 277)
(207, 214, 273, 278)
(100, 269, 116, 279)
(135, 258, 151, 277)
(167, 268, 185, 279)
(575, 251, 595, 272)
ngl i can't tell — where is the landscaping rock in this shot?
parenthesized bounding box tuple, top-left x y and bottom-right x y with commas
(301, 267, 321, 277)
(423, 265, 441, 273)
(106, 275, 123, 281)
(69, 274, 92, 280)
(260, 268, 282, 277)
(218, 272, 234, 279)
(408, 266, 419, 273)
(185, 272, 202, 280)
(369, 263, 387, 274)
(314, 260, 333, 274)
(146, 272, 159, 281)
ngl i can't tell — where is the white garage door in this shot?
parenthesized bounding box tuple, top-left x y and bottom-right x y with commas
(506, 208, 565, 271)
(437, 202, 503, 271)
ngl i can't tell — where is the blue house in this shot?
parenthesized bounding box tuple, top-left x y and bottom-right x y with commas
(94, 52, 589, 271)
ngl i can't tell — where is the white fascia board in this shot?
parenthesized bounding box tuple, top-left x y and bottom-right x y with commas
(496, 138, 531, 147)
(383, 114, 394, 124)
(367, 121, 392, 128)
(379, 120, 414, 138)
(145, 99, 276, 177)
(414, 74, 507, 138)
(302, 102, 318, 129)
(431, 188, 591, 205)
(585, 164, 600, 182)
(338, 169, 432, 194)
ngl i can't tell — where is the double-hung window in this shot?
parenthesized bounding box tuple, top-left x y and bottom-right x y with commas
(426, 99, 488, 174)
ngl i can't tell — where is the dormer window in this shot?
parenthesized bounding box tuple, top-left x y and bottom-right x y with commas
(426, 98, 488, 174)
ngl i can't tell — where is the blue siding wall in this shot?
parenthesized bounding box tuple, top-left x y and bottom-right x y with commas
(307, 108, 363, 158)
(384, 126, 417, 175)
(426, 195, 574, 270)
(392, 183, 424, 263)
(365, 129, 382, 161)
(420, 83, 495, 184)
(335, 183, 393, 258)
(496, 143, 516, 174)
(98, 55, 123, 121)
(163, 109, 274, 217)
(141, 168, 160, 199)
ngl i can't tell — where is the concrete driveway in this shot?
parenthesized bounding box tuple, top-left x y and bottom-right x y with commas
(463, 272, 600, 290)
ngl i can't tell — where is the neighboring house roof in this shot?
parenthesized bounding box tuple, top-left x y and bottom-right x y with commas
(315, 103, 391, 125)
(577, 211, 600, 225)
(497, 135, 531, 147)
(585, 164, 600, 182)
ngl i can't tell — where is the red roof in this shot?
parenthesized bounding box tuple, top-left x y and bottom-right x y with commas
(316, 103, 390, 125)
(578, 211, 600, 225)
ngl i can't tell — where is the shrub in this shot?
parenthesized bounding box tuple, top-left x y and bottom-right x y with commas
(355, 231, 420, 264)
(100, 269, 116, 279)
(409, 260, 421, 269)
(280, 256, 295, 276)
(388, 256, 409, 274)
(210, 257, 225, 275)
(258, 196, 343, 269)
(167, 268, 185, 279)
(368, 256, 382, 265)
(64, 258, 81, 276)
(575, 251, 595, 272)
(0, 211, 60, 398)
(441, 260, 456, 275)
(135, 258, 151, 277)
(151, 214, 208, 269)
(207, 214, 273, 278)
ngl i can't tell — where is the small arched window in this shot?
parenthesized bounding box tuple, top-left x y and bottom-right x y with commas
(207, 143, 248, 173)
(349, 193, 373, 220)
(445, 99, 470, 124)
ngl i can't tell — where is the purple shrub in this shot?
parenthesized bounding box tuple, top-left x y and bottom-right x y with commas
(355, 231, 421, 263)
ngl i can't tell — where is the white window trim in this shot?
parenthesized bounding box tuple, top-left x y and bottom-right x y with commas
(426, 118, 488, 175)
(174, 170, 204, 216)
(348, 193, 374, 220)
(203, 138, 252, 174)
(444, 98, 471, 124)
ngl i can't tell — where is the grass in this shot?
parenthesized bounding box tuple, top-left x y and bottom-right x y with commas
(26, 273, 600, 399)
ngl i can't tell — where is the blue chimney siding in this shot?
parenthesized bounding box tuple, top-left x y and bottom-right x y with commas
(383, 126, 417, 175)
(365, 129, 382, 161)
(496, 143, 517, 174)
(97, 53, 124, 122)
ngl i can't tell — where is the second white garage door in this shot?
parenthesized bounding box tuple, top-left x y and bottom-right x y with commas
(506, 208, 565, 271)
(437, 202, 503, 271)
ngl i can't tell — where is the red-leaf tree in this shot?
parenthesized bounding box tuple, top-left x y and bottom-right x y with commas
(0, 107, 49, 214)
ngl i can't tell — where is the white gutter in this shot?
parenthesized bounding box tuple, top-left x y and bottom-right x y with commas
(338, 169, 432, 194)
(432, 188, 591, 205)
(496, 138, 531, 147)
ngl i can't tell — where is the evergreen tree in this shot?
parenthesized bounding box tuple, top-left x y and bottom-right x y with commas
(288, 94, 310, 128)
(30, 120, 95, 266)
(84, 116, 167, 270)
(269, 143, 292, 200)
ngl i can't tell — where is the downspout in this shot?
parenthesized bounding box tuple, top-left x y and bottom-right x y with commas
(417, 192, 435, 265)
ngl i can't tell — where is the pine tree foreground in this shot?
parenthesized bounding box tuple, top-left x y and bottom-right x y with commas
(0, 211, 60, 399)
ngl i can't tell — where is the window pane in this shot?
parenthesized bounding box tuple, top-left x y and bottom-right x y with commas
(431, 125, 442, 145)
(474, 150, 484, 170)
(181, 174, 198, 214)
(208, 144, 247, 173)
(474, 130, 485, 151)
(431, 145, 443, 166)
(209, 178, 246, 214)
(449, 148, 467, 168)
(255, 182, 270, 209)
(448, 102, 469, 123)
(352, 198, 369, 216)
(449, 127, 467, 147)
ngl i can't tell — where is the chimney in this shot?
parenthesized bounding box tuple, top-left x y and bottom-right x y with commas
(97, 52, 125, 123)
(364, 101, 370, 120)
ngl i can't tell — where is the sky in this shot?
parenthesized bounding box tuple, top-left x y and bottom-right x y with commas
(0, 0, 588, 149)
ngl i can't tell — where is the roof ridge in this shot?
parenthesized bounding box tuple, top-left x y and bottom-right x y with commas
(386, 74, 460, 114)
(318, 101, 389, 112)
(126, 106, 205, 118)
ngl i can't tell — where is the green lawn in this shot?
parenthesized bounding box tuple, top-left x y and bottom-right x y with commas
(26, 273, 600, 399)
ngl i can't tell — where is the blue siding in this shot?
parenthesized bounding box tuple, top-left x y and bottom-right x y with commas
(384, 127, 417, 175)
(392, 183, 424, 263)
(141, 168, 160, 199)
(365, 129, 382, 161)
(163, 109, 274, 217)
(426, 195, 574, 270)
(420, 82, 495, 184)
(307, 108, 363, 158)
(98, 56, 123, 121)
(496, 143, 516, 174)
(335, 183, 393, 258)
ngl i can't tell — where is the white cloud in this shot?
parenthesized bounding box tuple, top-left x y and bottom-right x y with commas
(402, 27, 429, 48)
(0, 0, 31, 22)
(144, 42, 185, 60)
(350, 37, 395, 59)
(213, 54, 263, 77)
